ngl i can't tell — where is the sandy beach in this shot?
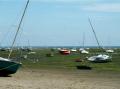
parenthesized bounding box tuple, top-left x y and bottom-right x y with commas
(0, 68, 120, 89)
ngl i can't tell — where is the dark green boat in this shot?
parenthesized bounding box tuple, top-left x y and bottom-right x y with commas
(0, 57, 22, 75)
(0, 0, 29, 76)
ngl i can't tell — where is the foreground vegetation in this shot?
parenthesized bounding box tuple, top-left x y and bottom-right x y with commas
(0, 48, 120, 72)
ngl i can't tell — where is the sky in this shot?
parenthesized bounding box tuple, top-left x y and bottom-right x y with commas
(0, 0, 120, 47)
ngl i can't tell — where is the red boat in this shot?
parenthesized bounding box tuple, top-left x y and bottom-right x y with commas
(59, 49, 70, 55)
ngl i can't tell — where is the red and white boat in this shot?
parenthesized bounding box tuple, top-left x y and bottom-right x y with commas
(59, 49, 70, 55)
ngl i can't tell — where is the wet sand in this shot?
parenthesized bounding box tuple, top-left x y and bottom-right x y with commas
(0, 68, 120, 89)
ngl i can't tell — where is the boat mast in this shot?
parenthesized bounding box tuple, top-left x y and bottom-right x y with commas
(8, 0, 30, 59)
(82, 32, 85, 49)
(88, 18, 102, 49)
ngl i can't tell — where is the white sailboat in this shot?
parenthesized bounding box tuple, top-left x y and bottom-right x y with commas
(88, 54, 111, 63)
(71, 48, 77, 52)
(87, 18, 111, 63)
(79, 33, 89, 54)
(106, 49, 114, 53)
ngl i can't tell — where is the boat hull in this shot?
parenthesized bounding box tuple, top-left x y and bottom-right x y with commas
(59, 50, 70, 55)
(92, 59, 111, 63)
(88, 57, 111, 63)
(0, 60, 22, 75)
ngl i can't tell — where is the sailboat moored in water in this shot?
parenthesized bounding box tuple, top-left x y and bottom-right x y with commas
(0, 0, 29, 75)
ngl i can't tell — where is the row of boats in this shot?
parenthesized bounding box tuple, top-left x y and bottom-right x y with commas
(59, 48, 113, 63)
(0, 0, 115, 76)
(58, 17, 114, 63)
(59, 48, 114, 54)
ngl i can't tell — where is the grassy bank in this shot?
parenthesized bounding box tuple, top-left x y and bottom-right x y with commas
(0, 48, 120, 72)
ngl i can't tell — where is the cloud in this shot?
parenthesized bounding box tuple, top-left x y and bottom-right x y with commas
(82, 3, 120, 12)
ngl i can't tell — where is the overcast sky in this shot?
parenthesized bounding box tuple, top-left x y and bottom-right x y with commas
(0, 0, 120, 47)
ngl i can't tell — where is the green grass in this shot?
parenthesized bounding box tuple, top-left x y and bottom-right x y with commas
(0, 48, 120, 72)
